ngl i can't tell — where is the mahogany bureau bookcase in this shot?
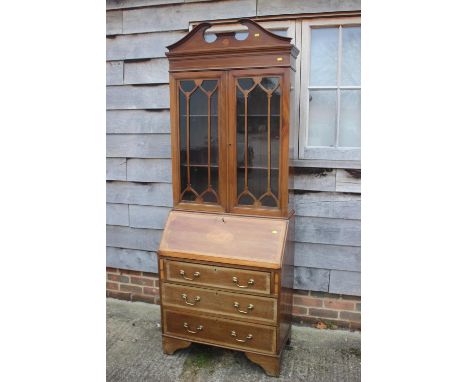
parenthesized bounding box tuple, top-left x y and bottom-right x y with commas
(157, 19, 298, 377)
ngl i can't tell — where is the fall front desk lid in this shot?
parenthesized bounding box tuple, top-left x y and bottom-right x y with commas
(158, 210, 289, 269)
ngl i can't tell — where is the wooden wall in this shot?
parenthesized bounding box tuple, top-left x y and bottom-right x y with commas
(106, 0, 361, 296)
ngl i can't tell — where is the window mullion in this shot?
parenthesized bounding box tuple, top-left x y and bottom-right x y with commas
(335, 25, 343, 147)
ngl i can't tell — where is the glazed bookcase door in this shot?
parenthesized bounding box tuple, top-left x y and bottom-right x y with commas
(228, 69, 290, 217)
(171, 72, 227, 212)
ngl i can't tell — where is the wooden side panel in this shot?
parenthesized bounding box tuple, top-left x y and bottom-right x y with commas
(329, 270, 361, 296)
(107, 225, 162, 251)
(106, 85, 169, 109)
(124, 58, 169, 85)
(107, 181, 173, 207)
(106, 31, 186, 61)
(293, 192, 361, 219)
(106, 61, 123, 85)
(295, 216, 361, 246)
(107, 110, 170, 134)
(126, 159, 172, 183)
(106, 247, 158, 273)
(336, 169, 361, 193)
(106, 134, 171, 158)
(106, 203, 129, 226)
(106, 158, 127, 181)
(122, 0, 256, 34)
(129, 205, 171, 229)
(257, 0, 361, 16)
(295, 242, 360, 272)
(278, 216, 294, 352)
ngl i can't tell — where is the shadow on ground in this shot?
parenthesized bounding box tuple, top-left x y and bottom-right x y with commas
(107, 298, 360, 382)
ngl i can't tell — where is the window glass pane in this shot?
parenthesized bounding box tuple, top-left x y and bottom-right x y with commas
(339, 90, 361, 147)
(310, 28, 338, 86)
(307, 90, 336, 146)
(341, 27, 361, 86)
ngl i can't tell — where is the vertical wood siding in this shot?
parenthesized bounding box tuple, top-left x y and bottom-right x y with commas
(106, 0, 361, 296)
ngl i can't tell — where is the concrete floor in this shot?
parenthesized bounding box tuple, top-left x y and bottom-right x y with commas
(107, 298, 360, 382)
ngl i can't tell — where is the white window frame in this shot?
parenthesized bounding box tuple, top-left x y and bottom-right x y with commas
(299, 16, 361, 163)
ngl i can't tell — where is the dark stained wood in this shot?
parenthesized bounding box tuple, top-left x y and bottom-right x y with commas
(163, 259, 272, 295)
(163, 309, 276, 354)
(162, 336, 192, 355)
(161, 283, 277, 324)
(245, 352, 281, 377)
(160, 18, 296, 376)
(159, 210, 287, 269)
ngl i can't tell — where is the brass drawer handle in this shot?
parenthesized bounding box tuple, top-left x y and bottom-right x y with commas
(183, 322, 203, 334)
(233, 302, 254, 314)
(231, 330, 253, 342)
(179, 269, 200, 281)
(232, 276, 254, 288)
(181, 293, 201, 306)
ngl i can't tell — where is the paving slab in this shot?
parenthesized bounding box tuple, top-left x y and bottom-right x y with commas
(107, 298, 360, 382)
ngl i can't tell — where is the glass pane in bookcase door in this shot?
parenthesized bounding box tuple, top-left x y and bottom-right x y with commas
(210, 89, 219, 164)
(201, 79, 218, 92)
(189, 87, 209, 166)
(238, 77, 255, 91)
(179, 89, 187, 164)
(180, 80, 196, 92)
(270, 85, 281, 171)
(246, 84, 268, 170)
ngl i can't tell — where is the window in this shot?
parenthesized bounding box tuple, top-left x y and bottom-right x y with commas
(300, 17, 361, 162)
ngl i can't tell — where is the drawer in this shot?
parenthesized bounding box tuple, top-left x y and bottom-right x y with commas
(163, 309, 276, 354)
(163, 260, 271, 295)
(162, 283, 277, 324)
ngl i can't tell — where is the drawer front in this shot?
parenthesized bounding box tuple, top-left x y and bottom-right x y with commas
(162, 283, 277, 324)
(164, 260, 271, 295)
(163, 309, 276, 354)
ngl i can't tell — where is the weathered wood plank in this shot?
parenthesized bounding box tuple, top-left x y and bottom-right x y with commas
(106, 85, 169, 110)
(107, 31, 185, 60)
(107, 247, 159, 273)
(107, 10, 122, 35)
(293, 168, 336, 191)
(107, 0, 184, 10)
(257, 0, 361, 16)
(295, 216, 361, 246)
(293, 267, 330, 292)
(329, 270, 360, 296)
(123, 0, 256, 34)
(107, 134, 171, 158)
(124, 58, 169, 85)
(107, 225, 162, 251)
(106, 158, 127, 181)
(107, 181, 173, 207)
(294, 242, 360, 272)
(336, 169, 361, 193)
(107, 61, 124, 85)
(127, 159, 172, 183)
(129, 205, 171, 229)
(107, 203, 129, 226)
(107, 110, 170, 134)
(293, 192, 361, 219)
